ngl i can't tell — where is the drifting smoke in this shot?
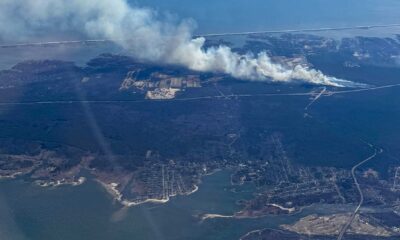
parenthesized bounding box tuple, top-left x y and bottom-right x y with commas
(0, 0, 355, 87)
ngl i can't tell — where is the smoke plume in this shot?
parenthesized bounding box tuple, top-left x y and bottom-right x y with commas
(0, 0, 355, 87)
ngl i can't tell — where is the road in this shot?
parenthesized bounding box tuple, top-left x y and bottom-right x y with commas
(1, 23, 400, 48)
(336, 143, 381, 240)
(198, 23, 400, 37)
(305, 87, 326, 111)
(0, 83, 399, 106)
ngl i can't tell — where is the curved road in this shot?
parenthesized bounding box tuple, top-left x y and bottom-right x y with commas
(336, 144, 381, 240)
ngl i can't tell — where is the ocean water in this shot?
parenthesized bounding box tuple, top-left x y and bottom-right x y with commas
(132, 0, 400, 34)
(2, 0, 400, 70)
(1, 2, 399, 239)
(0, 171, 302, 240)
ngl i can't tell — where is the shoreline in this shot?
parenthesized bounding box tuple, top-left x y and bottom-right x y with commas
(201, 213, 234, 221)
(97, 179, 200, 208)
(0, 171, 24, 179)
(36, 177, 86, 188)
(184, 185, 199, 195)
(267, 203, 296, 213)
(96, 181, 123, 201)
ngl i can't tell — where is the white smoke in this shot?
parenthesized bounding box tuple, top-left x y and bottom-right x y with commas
(0, 0, 355, 87)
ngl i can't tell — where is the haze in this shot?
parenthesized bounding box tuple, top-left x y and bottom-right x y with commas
(133, 0, 400, 34)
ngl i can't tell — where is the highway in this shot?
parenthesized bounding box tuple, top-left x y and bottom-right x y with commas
(304, 87, 326, 111)
(197, 23, 400, 38)
(0, 39, 114, 49)
(1, 23, 400, 48)
(336, 143, 381, 240)
(0, 83, 400, 106)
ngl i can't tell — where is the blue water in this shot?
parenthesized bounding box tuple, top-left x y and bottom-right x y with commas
(133, 0, 400, 33)
(2, 0, 400, 70)
(0, 171, 305, 240)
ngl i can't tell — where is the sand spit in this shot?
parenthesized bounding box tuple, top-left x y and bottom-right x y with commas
(97, 180, 199, 208)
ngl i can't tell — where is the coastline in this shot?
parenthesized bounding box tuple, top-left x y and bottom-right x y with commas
(267, 203, 296, 213)
(97, 179, 200, 208)
(0, 171, 23, 179)
(201, 213, 234, 221)
(35, 177, 86, 188)
(202, 203, 297, 221)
